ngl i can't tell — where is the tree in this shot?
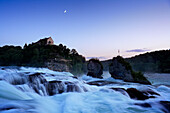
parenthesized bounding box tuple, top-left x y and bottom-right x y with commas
(71, 49, 78, 55)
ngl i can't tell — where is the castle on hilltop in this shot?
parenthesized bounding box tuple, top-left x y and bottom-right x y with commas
(35, 37, 54, 45)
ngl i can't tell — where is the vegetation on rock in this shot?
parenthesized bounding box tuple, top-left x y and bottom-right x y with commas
(126, 50, 170, 73)
(109, 56, 151, 84)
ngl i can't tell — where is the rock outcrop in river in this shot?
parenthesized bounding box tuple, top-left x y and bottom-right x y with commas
(109, 56, 151, 84)
(87, 58, 103, 78)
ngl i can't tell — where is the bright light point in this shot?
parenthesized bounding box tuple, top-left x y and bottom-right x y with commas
(64, 10, 67, 13)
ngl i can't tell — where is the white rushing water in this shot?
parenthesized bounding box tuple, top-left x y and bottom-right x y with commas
(0, 66, 169, 113)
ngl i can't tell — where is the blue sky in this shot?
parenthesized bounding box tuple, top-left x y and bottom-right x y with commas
(0, 0, 170, 60)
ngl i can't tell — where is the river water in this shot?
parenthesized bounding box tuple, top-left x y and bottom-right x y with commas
(0, 67, 169, 113)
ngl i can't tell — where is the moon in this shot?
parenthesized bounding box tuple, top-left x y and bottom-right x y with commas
(64, 10, 67, 13)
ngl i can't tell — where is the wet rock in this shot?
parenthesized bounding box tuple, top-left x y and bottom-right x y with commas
(10, 77, 26, 85)
(46, 80, 87, 95)
(142, 88, 160, 96)
(0, 106, 18, 111)
(72, 76, 78, 79)
(159, 101, 170, 113)
(135, 103, 151, 108)
(28, 73, 48, 96)
(110, 88, 127, 96)
(46, 80, 65, 96)
(24, 72, 30, 74)
(110, 87, 160, 100)
(126, 88, 149, 100)
(67, 84, 80, 92)
(87, 59, 103, 79)
(65, 82, 81, 92)
(28, 73, 47, 84)
(87, 80, 119, 86)
(126, 88, 159, 100)
(109, 57, 134, 81)
(1, 68, 5, 70)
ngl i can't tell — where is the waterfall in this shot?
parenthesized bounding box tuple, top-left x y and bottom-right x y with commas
(0, 67, 89, 96)
(0, 66, 169, 113)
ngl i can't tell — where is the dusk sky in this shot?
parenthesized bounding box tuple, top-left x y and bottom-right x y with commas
(0, 0, 170, 60)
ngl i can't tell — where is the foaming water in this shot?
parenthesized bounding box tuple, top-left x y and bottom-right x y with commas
(0, 66, 169, 113)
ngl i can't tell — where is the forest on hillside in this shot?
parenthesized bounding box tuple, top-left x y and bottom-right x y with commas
(102, 50, 170, 73)
(0, 43, 86, 74)
(126, 50, 170, 73)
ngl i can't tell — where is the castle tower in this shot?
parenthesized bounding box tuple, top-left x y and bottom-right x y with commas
(47, 37, 54, 45)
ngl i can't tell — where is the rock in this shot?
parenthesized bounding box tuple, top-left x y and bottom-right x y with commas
(109, 57, 134, 81)
(10, 77, 26, 85)
(126, 88, 149, 100)
(0, 106, 19, 111)
(159, 101, 170, 113)
(46, 80, 65, 96)
(28, 73, 48, 96)
(142, 88, 160, 96)
(135, 103, 151, 108)
(131, 71, 151, 85)
(65, 82, 82, 92)
(109, 56, 151, 84)
(110, 87, 160, 100)
(46, 80, 88, 96)
(1, 68, 5, 70)
(72, 76, 78, 79)
(67, 83, 80, 92)
(5, 73, 27, 85)
(87, 80, 122, 86)
(28, 73, 47, 84)
(46, 59, 70, 72)
(110, 88, 127, 96)
(87, 58, 103, 78)
(126, 88, 159, 100)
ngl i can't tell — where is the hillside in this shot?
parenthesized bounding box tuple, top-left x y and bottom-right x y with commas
(0, 38, 86, 74)
(102, 50, 170, 73)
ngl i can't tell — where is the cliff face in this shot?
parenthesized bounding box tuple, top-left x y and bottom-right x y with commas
(46, 59, 70, 72)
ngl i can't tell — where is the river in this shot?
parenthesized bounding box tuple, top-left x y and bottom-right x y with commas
(0, 67, 169, 113)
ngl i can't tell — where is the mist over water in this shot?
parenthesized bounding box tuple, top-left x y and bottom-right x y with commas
(0, 67, 169, 113)
(144, 73, 170, 86)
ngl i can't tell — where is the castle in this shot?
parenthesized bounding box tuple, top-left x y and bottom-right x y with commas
(36, 37, 54, 45)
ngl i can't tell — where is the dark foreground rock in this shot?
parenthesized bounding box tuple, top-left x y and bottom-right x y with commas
(28, 73, 48, 95)
(87, 80, 160, 101)
(126, 88, 151, 100)
(87, 58, 103, 78)
(109, 56, 151, 85)
(87, 81, 117, 86)
(111, 87, 160, 100)
(87, 80, 126, 86)
(159, 101, 170, 113)
(134, 103, 151, 108)
(46, 80, 65, 95)
(28, 73, 47, 84)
